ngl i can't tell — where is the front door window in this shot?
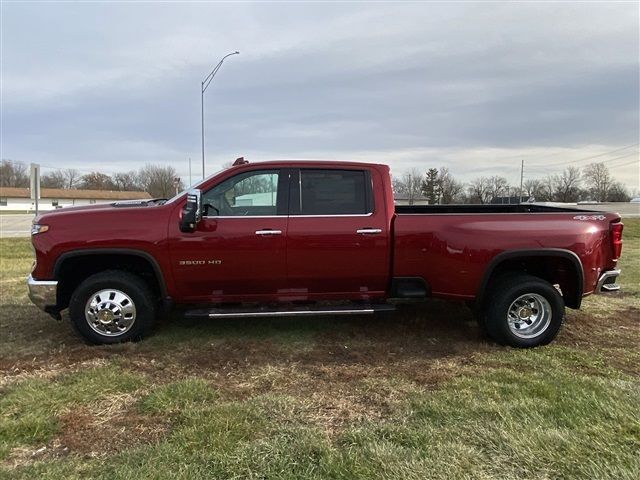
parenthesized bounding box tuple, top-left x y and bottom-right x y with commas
(202, 170, 279, 217)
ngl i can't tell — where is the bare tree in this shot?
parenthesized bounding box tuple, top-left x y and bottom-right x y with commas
(393, 168, 424, 205)
(41, 170, 67, 189)
(64, 169, 80, 189)
(553, 166, 582, 202)
(583, 162, 612, 202)
(487, 175, 509, 202)
(467, 177, 491, 204)
(523, 179, 545, 201)
(0, 159, 29, 187)
(113, 171, 140, 191)
(79, 172, 116, 190)
(607, 181, 631, 202)
(539, 175, 557, 202)
(138, 164, 183, 198)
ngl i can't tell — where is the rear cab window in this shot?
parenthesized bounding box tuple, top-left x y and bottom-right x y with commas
(291, 169, 373, 215)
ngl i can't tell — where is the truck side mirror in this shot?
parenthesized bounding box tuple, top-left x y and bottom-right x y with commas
(179, 189, 202, 233)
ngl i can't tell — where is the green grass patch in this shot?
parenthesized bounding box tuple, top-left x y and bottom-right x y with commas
(0, 365, 146, 460)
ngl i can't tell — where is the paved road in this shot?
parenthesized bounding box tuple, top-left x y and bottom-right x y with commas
(570, 203, 640, 218)
(1, 203, 638, 239)
(0, 214, 34, 238)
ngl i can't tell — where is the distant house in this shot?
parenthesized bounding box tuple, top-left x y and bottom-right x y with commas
(0, 187, 151, 212)
(393, 194, 429, 206)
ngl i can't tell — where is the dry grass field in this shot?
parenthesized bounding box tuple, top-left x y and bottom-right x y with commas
(0, 221, 638, 479)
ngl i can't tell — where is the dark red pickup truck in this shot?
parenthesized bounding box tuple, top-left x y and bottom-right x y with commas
(28, 160, 623, 347)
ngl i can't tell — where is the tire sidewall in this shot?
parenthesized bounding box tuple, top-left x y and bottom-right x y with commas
(69, 271, 155, 344)
(487, 277, 565, 348)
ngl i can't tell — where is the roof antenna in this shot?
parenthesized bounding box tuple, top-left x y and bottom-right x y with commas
(233, 157, 248, 166)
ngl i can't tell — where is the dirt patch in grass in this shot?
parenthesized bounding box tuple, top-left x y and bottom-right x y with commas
(0, 348, 120, 389)
(560, 306, 640, 349)
(3, 407, 169, 469)
(57, 404, 169, 458)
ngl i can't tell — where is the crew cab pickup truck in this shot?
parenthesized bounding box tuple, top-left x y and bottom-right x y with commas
(28, 159, 624, 347)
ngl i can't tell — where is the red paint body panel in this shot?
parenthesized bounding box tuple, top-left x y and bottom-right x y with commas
(30, 160, 622, 308)
(392, 213, 618, 300)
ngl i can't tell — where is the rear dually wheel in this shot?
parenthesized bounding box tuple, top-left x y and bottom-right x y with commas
(483, 274, 565, 348)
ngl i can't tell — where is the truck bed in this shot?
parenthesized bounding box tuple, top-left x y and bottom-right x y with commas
(395, 204, 597, 215)
(392, 206, 620, 303)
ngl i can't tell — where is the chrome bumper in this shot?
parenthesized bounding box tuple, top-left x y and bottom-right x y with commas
(596, 269, 621, 293)
(27, 274, 58, 311)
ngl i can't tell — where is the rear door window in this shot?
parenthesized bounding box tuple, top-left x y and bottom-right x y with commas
(295, 169, 372, 215)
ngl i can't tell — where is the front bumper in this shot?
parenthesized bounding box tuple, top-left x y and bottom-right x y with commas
(596, 269, 621, 293)
(27, 274, 58, 311)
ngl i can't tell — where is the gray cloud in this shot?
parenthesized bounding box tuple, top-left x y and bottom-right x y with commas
(2, 2, 638, 188)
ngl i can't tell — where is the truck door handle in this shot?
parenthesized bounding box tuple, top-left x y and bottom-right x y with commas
(356, 228, 382, 235)
(255, 229, 282, 236)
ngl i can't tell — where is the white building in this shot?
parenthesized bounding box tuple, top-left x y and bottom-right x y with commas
(0, 187, 151, 212)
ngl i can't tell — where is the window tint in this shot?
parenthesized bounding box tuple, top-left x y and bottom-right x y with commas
(299, 169, 370, 215)
(203, 170, 279, 216)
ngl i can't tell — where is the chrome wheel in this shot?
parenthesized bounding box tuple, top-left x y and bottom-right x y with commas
(507, 293, 552, 339)
(85, 289, 136, 337)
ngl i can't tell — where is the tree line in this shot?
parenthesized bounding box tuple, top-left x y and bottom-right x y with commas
(2, 158, 633, 203)
(0, 160, 184, 199)
(392, 162, 632, 205)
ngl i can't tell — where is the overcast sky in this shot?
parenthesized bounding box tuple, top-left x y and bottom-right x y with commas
(2, 1, 639, 190)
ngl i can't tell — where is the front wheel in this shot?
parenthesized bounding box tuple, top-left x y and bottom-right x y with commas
(68, 270, 156, 344)
(483, 274, 565, 348)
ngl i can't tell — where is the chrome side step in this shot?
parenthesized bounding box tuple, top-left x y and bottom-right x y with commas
(185, 303, 395, 319)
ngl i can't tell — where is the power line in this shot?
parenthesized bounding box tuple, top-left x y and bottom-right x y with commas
(526, 150, 639, 173)
(533, 143, 639, 168)
(606, 158, 640, 169)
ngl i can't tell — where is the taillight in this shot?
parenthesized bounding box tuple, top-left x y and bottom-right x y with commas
(610, 222, 623, 260)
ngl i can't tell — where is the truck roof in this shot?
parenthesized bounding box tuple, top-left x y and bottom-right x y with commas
(227, 159, 389, 170)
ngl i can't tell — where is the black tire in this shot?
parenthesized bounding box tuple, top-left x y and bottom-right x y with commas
(482, 274, 565, 348)
(68, 270, 156, 345)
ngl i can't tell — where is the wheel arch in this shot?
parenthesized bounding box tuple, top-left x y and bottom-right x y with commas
(476, 249, 584, 310)
(53, 248, 167, 310)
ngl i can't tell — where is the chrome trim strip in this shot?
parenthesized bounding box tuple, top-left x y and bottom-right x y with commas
(255, 229, 282, 235)
(395, 211, 614, 216)
(293, 213, 374, 218)
(27, 274, 58, 311)
(202, 213, 374, 219)
(596, 269, 621, 293)
(208, 308, 376, 319)
(356, 228, 382, 234)
(203, 215, 283, 219)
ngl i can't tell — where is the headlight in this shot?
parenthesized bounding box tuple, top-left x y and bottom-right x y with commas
(31, 224, 49, 235)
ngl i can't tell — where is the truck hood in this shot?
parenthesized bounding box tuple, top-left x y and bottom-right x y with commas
(34, 200, 165, 223)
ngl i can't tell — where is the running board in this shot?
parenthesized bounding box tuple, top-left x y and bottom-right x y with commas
(185, 303, 395, 319)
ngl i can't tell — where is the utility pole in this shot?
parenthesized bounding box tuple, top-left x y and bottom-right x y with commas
(519, 159, 524, 203)
(201, 51, 240, 179)
(188, 157, 192, 187)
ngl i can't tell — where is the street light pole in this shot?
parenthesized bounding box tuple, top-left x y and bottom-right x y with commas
(201, 51, 239, 179)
